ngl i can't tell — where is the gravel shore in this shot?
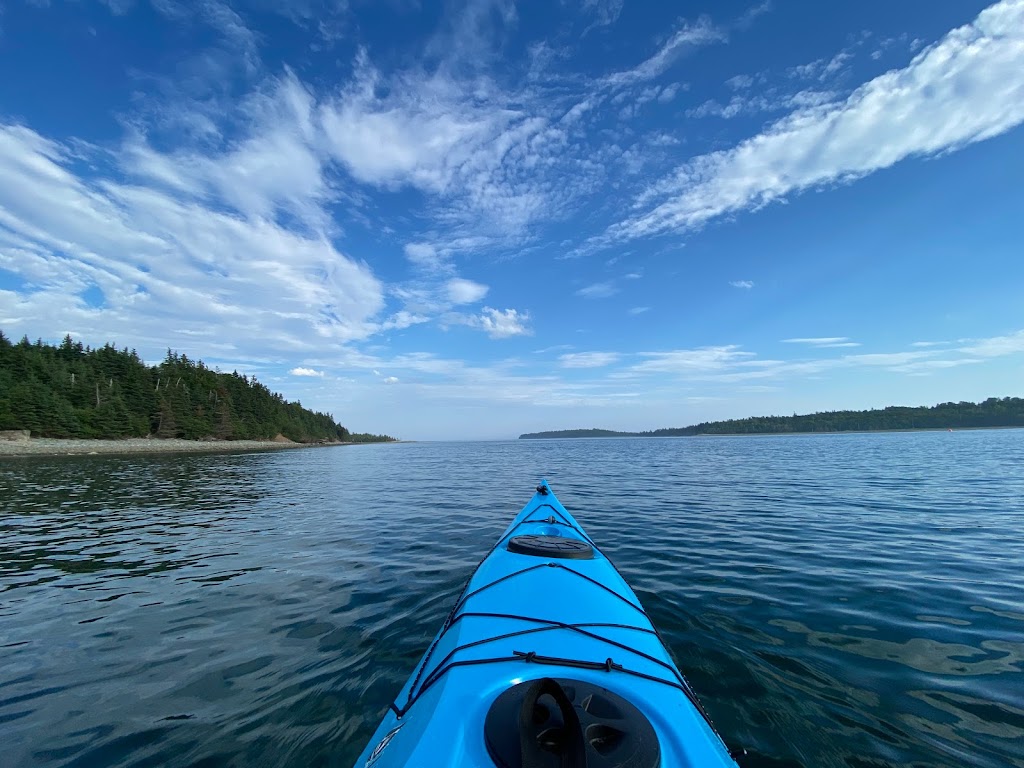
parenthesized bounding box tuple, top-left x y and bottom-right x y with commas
(0, 437, 327, 458)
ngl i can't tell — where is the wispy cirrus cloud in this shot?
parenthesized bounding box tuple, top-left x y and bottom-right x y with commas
(687, 88, 835, 119)
(595, 0, 1024, 247)
(736, 0, 773, 30)
(356, 330, 1024, 412)
(560, 351, 620, 368)
(317, 48, 600, 249)
(730, 279, 754, 289)
(617, 332, 1024, 385)
(783, 337, 861, 348)
(958, 329, 1024, 357)
(580, 0, 623, 29)
(632, 345, 756, 374)
(788, 51, 853, 82)
(886, 358, 982, 375)
(576, 281, 618, 298)
(403, 242, 447, 271)
(602, 17, 727, 86)
(308, 5, 728, 256)
(726, 74, 755, 90)
(123, 72, 330, 229)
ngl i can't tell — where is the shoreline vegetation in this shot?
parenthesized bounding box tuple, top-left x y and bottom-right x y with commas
(519, 397, 1024, 439)
(0, 332, 396, 447)
(0, 436, 339, 458)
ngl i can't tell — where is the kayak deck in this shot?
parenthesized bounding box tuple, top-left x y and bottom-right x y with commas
(355, 481, 739, 767)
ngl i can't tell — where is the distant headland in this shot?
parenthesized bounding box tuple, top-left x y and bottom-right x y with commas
(0, 331, 397, 453)
(519, 397, 1024, 439)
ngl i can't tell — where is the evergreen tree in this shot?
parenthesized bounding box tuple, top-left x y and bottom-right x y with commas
(0, 329, 395, 442)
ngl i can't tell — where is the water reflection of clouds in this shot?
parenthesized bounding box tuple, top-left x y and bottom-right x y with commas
(971, 604, 1024, 622)
(770, 619, 1024, 676)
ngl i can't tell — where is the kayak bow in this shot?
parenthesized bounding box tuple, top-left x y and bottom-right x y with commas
(355, 481, 740, 767)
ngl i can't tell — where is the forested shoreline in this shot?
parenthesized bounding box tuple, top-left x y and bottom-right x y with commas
(519, 398, 1024, 439)
(0, 332, 395, 443)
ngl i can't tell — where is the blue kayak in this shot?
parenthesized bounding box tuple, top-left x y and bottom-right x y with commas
(355, 481, 741, 767)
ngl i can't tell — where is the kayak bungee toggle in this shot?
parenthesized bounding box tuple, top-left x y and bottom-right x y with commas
(355, 481, 741, 767)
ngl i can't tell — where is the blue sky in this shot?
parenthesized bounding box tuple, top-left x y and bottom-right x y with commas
(1, 0, 1023, 440)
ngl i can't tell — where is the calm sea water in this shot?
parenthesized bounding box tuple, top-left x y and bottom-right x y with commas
(2, 432, 1023, 768)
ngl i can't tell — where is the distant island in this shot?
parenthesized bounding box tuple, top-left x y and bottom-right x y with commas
(519, 397, 1024, 439)
(0, 332, 396, 444)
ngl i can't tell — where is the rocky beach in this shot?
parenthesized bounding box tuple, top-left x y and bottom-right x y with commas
(0, 435, 323, 458)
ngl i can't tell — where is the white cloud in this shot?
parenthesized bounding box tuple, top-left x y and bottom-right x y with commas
(290, 367, 324, 377)
(383, 376, 399, 384)
(910, 340, 950, 347)
(658, 83, 684, 102)
(687, 97, 745, 120)
(783, 337, 861, 348)
(726, 74, 754, 90)
(581, 0, 623, 27)
(404, 242, 446, 271)
(603, 17, 727, 86)
(618, 85, 675, 119)
(576, 281, 618, 298)
(106, 3, 729, 271)
(457, 307, 532, 339)
(619, 342, 1003, 384)
(380, 310, 431, 331)
(633, 346, 755, 373)
(730, 280, 754, 289)
(687, 89, 835, 120)
(445, 277, 489, 304)
(783, 337, 849, 345)
(100, 0, 135, 16)
(559, 351, 620, 368)
(317, 51, 575, 241)
(600, 0, 1024, 245)
(534, 344, 575, 354)
(959, 329, 1024, 357)
(0, 120, 385, 359)
(841, 351, 933, 366)
(320, 53, 498, 192)
(123, 73, 330, 228)
(887, 359, 983, 375)
(737, 0, 772, 29)
(628, 306, 650, 315)
(790, 52, 853, 82)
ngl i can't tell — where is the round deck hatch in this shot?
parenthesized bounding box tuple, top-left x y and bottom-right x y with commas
(507, 534, 594, 560)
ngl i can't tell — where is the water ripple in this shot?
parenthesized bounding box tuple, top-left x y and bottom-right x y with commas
(2, 432, 1023, 767)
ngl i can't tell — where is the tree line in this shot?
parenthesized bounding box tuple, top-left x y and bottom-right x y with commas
(519, 397, 1024, 439)
(0, 332, 396, 443)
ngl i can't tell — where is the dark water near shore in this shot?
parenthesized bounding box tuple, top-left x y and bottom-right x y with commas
(2, 431, 1023, 767)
